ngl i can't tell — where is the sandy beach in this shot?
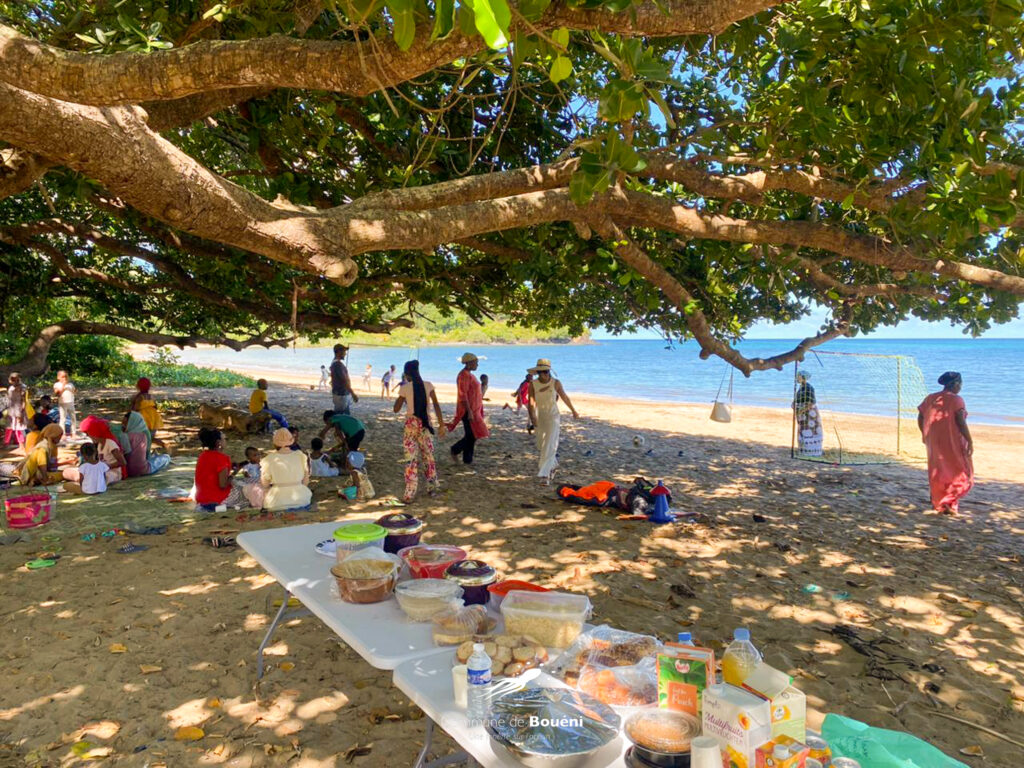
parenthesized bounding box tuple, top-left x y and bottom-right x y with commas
(1, 365, 1022, 767)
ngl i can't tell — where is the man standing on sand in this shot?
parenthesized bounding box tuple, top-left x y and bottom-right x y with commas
(447, 352, 489, 465)
(329, 344, 358, 414)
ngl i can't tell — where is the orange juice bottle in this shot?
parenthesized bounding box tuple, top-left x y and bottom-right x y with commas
(722, 628, 762, 686)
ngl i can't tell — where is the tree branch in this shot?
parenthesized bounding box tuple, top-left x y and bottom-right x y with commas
(0, 2, 776, 104)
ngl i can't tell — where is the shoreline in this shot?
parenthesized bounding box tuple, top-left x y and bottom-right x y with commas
(127, 348, 1024, 484)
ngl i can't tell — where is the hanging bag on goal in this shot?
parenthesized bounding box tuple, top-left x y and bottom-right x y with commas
(710, 368, 734, 423)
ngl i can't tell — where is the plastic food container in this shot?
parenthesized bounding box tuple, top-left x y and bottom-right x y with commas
(376, 512, 425, 554)
(398, 544, 467, 579)
(487, 579, 549, 610)
(330, 557, 398, 603)
(394, 578, 464, 621)
(624, 709, 700, 767)
(501, 590, 592, 649)
(333, 522, 386, 563)
(444, 559, 497, 605)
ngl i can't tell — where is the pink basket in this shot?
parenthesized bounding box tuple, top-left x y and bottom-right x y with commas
(4, 493, 53, 529)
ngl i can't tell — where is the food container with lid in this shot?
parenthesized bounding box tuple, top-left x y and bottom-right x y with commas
(486, 688, 620, 768)
(623, 709, 700, 767)
(329, 551, 400, 603)
(501, 590, 592, 649)
(333, 522, 386, 562)
(398, 544, 467, 579)
(375, 512, 425, 554)
(394, 578, 464, 621)
(487, 579, 550, 609)
(443, 559, 497, 605)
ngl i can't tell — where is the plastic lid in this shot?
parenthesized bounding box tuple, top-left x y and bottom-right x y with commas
(624, 710, 700, 754)
(444, 559, 497, 586)
(333, 522, 386, 542)
(773, 745, 790, 758)
(395, 578, 463, 599)
(488, 579, 549, 597)
(375, 512, 424, 534)
(677, 632, 693, 644)
(734, 628, 751, 641)
(473, 642, 484, 651)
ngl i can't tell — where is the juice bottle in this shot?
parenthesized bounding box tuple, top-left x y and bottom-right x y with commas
(722, 628, 762, 686)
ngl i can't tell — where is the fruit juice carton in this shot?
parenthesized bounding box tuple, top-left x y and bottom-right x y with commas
(657, 641, 716, 717)
(756, 735, 811, 768)
(702, 683, 772, 768)
(741, 663, 807, 742)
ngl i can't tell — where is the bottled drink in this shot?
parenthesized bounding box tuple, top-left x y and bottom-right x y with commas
(721, 628, 762, 686)
(677, 631, 693, 645)
(466, 642, 492, 723)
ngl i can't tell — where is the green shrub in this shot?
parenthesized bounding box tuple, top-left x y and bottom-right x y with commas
(48, 335, 132, 377)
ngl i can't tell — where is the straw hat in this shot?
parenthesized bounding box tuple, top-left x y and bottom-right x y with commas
(528, 358, 552, 374)
(272, 428, 294, 448)
(460, 352, 479, 364)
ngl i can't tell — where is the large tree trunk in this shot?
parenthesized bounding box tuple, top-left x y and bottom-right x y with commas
(0, 320, 292, 380)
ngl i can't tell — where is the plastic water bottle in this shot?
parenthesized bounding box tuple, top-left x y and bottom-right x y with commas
(721, 628, 762, 686)
(466, 642, 492, 723)
(677, 631, 693, 645)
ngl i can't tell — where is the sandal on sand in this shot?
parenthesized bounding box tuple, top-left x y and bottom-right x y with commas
(202, 536, 237, 549)
(117, 543, 149, 554)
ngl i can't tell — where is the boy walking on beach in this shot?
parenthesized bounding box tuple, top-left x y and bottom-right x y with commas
(330, 344, 358, 414)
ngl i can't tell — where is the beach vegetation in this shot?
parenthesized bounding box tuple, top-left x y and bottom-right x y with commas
(1, 0, 1023, 379)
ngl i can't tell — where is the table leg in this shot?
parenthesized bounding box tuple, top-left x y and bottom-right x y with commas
(256, 587, 313, 680)
(413, 718, 471, 768)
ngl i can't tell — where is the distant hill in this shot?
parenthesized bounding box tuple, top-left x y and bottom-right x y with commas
(314, 309, 589, 347)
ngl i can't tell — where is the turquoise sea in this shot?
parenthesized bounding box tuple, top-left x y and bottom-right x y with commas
(176, 338, 1024, 426)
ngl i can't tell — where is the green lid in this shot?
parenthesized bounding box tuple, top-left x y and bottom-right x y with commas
(333, 523, 386, 543)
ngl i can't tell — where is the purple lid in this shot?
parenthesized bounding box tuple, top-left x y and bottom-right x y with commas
(444, 559, 497, 586)
(376, 512, 425, 536)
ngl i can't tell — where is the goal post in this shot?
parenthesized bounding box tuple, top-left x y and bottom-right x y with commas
(791, 350, 929, 465)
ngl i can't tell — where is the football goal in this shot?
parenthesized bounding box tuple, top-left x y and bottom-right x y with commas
(791, 351, 929, 465)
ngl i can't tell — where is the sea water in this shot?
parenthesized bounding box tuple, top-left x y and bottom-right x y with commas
(175, 337, 1024, 426)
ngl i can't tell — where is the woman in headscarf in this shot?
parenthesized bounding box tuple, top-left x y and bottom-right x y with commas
(918, 371, 974, 514)
(122, 411, 172, 476)
(128, 378, 167, 448)
(244, 428, 312, 510)
(20, 424, 64, 486)
(393, 360, 446, 503)
(527, 359, 579, 485)
(793, 372, 823, 456)
(79, 415, 127, 484)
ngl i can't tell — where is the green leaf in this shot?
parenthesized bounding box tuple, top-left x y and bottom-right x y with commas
(389, 0, 416, 51)
(431, 0, 455, 40)
(201, 4, 225, 19)
(841, 193, 856, 209)
(74, 33, 100, 45)
(465, 0, 511, 49)
(954, 161, 971, 179)
(598, 79, 646, 122)
(549, 55, 572, 83)
(519, 0, 552, 21)
(551, 27, 569, 49)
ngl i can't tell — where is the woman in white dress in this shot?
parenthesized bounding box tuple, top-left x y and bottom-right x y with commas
(244, 428, 312, 510)
(527, 359, 579, 485)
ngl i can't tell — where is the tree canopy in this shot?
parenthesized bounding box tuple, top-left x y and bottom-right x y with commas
(1, 0, 1023, 377)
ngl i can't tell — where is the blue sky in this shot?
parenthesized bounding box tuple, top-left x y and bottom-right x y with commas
(592, 304, 1024, 340)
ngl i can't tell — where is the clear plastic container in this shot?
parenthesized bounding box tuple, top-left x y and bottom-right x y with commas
(394, 578, 464, 621)
(333, 522, 386, 563)
(330, 550, 400, 604)
(721, 628, 762, 686)
(398, 544, 467, 579)
(500, 590, 591, 649)
(487, 579, 549, 610)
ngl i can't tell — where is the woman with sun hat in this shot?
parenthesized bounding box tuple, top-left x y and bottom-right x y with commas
(526, 358, 579, 485)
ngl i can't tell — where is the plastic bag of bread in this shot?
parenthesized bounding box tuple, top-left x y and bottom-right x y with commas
(431, 604, 495, 645)
(544, 625, 662, 706)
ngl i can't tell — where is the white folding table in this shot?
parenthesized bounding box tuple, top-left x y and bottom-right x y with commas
(237, 521, 455, 676)
(392, 650, 629, 768)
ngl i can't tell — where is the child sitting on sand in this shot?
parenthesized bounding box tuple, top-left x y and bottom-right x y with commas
(309, 437, 340, 477)
(63, 442, 110, 495)
(233, 446, 262, 482)
(249, 378, 289, 430)
(338, 451, 374, 501)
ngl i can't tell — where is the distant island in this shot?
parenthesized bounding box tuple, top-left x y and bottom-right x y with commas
(306, 309, 590, 348)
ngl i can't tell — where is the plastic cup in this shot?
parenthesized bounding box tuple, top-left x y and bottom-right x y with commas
(690, 736, 722, 768)
(452, 664, 468, 708)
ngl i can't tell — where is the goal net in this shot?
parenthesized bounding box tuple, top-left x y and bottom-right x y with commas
(791, 351, 929, 465)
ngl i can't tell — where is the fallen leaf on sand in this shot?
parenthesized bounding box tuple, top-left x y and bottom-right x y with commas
(174, 726, 205, 741)
(108, 643, 127, 654)
(343, 743, 373, 763)
(207, 698, 222, 708)
(279, 662, 295, 672)
(139, 665, 162, 674)
(960, 745, 984, 756)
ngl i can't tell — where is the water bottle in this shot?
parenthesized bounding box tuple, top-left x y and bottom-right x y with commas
(677, 631, 693, 645)
(721, 628, 762, 686)
(466, 642, 492, 723)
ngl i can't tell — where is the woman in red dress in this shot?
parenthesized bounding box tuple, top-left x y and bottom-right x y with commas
(917, 371, 974, 514)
